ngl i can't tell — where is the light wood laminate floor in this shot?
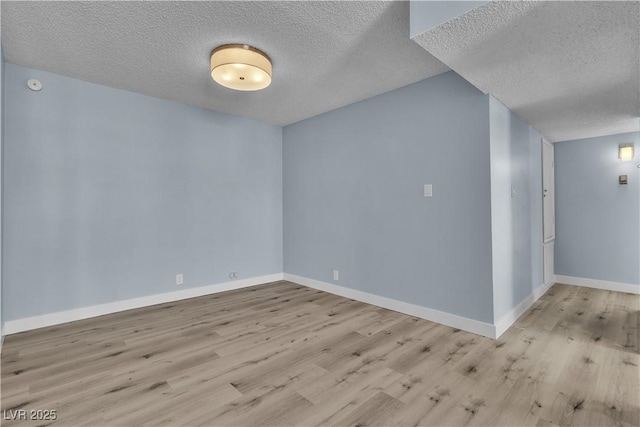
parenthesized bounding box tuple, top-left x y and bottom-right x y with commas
(1, 281, 638, 426)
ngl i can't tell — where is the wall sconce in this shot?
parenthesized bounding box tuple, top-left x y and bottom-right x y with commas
(618, 143, 634, 161)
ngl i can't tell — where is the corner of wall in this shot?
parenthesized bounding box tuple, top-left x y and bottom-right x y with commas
(488, 96, 548, 335)
(283, 72, 496, 326)
(488, 96, 513, 324)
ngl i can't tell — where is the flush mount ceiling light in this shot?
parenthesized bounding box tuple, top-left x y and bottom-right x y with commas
(210, 44, 272, 91)
(618, 143, 634, 161)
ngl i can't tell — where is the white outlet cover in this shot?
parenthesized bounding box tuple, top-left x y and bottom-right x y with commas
(424, 184, 433, 197)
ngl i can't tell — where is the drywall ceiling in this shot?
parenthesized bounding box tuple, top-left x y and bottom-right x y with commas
(0, 1, 448, 126)
(413, 1, 640, 142)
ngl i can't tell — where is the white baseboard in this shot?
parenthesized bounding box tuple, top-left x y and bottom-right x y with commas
(4, 273, 284, 335)
(534, 280, 554, 300)
(12, 272, 620, 341)
(555, 275, 639, 294)
(494, 282, 551, 338)
(284, 273, 496, 339)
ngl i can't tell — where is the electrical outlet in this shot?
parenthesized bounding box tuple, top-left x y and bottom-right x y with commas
(176, 273, 184, 285)
(333, 270, 339, 281)
(229, 272, 238, 279)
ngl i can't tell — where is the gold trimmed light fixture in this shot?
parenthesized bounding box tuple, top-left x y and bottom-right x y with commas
(210, 44, 272, 91)
(619, 143, 635, 161)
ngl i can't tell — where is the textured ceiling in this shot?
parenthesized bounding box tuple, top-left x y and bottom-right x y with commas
(3, 1, 638, 139)
(0, 1, 449, 126)
(413, 1, 640, 142)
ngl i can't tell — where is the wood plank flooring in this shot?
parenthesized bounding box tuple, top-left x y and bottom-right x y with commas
(1, 281, 638, 426)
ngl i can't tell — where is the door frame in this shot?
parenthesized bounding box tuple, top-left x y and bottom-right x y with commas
(542, 138, 555, 243)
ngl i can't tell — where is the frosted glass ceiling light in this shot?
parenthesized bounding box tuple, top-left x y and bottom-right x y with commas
(619, 143, 634, 161)
(210, 44, 272, 91)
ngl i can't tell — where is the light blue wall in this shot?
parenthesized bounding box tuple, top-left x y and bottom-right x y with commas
(283, 71, 494, 323)
(410, 1, 488, 37)
(1, 46, 5, 343)
(555, 132, 640, 286)
(489, 97, 544, 322)
(3, 64, 283, 321)
(489, 97, 514, 320)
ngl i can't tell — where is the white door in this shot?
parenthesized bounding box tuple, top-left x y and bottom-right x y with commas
(542, 139, 555, 242)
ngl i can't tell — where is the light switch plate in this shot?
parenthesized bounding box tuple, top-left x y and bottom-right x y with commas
(424, 184, 433, 197)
